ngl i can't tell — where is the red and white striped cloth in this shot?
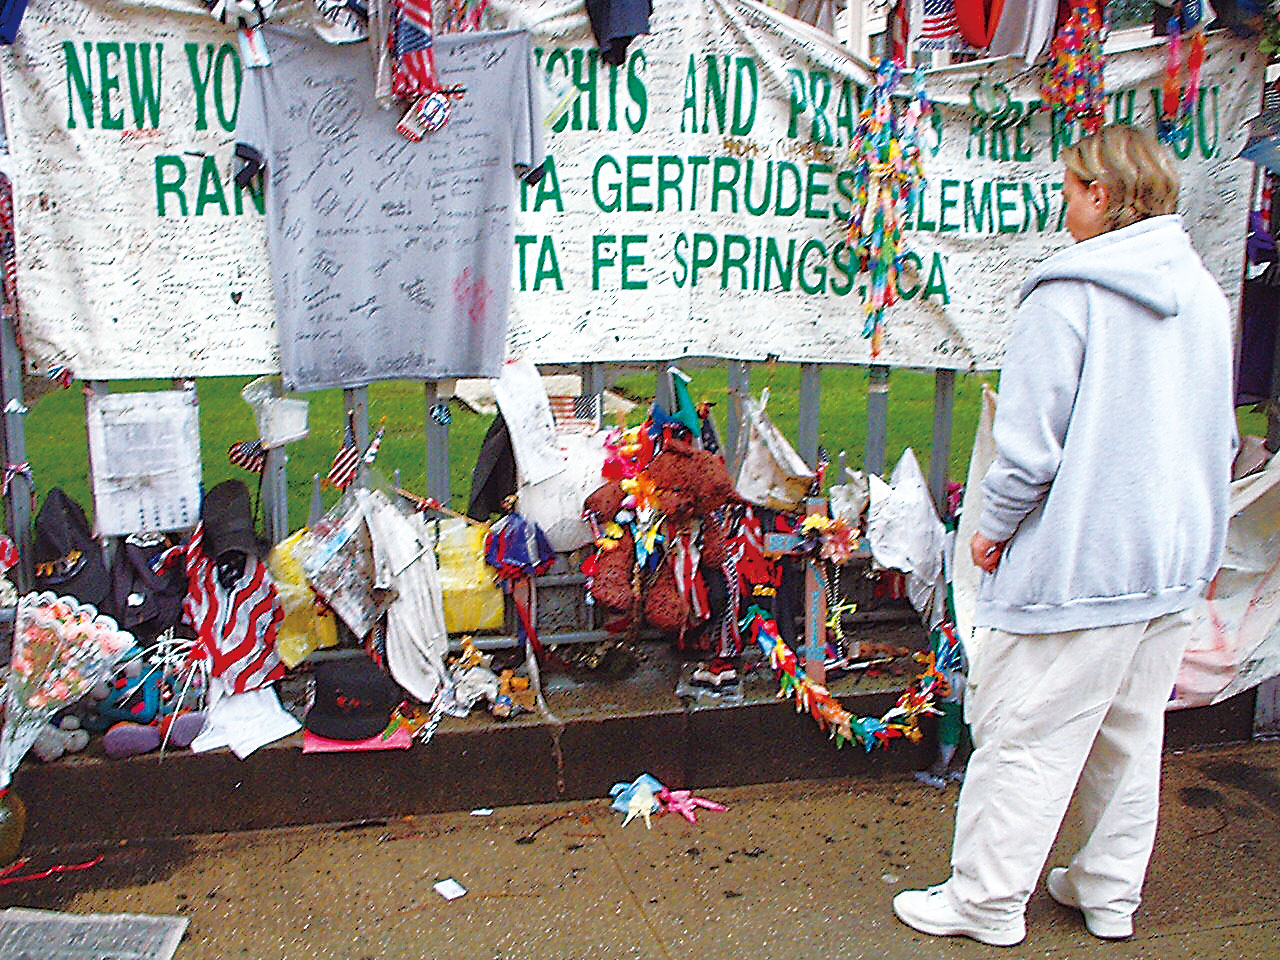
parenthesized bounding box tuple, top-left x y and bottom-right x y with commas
(670, 527, 710, 621)
(156, 523, 285, 694)
(0, 534, 18, 572)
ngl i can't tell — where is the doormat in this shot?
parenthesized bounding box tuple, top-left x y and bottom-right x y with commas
(0, 908, 187, 960)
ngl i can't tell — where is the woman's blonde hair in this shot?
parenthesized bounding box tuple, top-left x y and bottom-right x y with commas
(1062, 125, 1180, 231)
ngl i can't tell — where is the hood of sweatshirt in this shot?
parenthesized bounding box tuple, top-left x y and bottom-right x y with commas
(1018, 214, 1193, 318)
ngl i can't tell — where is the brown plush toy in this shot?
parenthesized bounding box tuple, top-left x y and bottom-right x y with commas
(646, 435, 734, 521)
(690, 449, 734, 514)
(644, 555, 690, 632)
(590, 529, 636, 612)
(700, 514, 728, 567)
(584, 481, 626, 521)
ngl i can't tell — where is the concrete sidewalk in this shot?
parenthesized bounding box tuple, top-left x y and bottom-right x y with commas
(2, 741, 1278, 959)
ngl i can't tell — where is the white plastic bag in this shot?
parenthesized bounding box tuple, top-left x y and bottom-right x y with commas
(517, 430, 609, 552)
(867, 448, 947, 627)
(732, 389, 814, 513)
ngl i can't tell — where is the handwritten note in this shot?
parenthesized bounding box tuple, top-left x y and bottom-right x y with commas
(494, 357, 566, 486)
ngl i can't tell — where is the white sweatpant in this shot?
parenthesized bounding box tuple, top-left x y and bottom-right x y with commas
(944, 610, 1190, 927)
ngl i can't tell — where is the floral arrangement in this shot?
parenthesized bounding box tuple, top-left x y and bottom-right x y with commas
(797, 514, 860, 565)
(743, 603, 949, 751)
(1, 593, 134, 790)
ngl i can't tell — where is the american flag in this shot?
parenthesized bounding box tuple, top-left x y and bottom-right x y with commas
(548, 395, 600, 434)
(227, 439, 266, 474)
(326, 416, 360, 491)
(155, 524, 285, 695)
(361, 421, 386, 465)
(917, 0, 960, 47)
(390, 0, 441, 99)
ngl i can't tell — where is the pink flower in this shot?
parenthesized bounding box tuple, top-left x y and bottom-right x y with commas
(47, 679, 70, 701)
(104, 631, 132, 655)
(28, 690, 49, 708)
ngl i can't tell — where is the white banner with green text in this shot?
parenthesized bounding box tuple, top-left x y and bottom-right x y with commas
(0, 0, 1263, 379)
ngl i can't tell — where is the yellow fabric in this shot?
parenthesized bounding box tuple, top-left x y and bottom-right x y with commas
(436, 518, 504, 633)
(267, 529, 339, 668)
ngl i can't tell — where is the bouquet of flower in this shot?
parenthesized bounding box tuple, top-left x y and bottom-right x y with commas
(0, 592, 134, 790)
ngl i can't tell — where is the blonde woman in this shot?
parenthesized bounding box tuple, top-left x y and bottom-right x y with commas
(893, 125, 1236, 946)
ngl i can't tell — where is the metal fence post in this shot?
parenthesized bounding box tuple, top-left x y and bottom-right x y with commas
(656, 363, 676, 412)
(0, 314, 31, 591)
(344, 385, 370, 487)
(866, 365, 890, 477)
(424, 380, 451, 504)
(581, 362, 605, 427)
(929, 368, 956, 512)
(726, 360, 750, 471)
(262, 446, 289, 544)
(798, 362, 821, 468)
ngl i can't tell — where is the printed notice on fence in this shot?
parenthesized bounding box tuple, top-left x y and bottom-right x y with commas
(86, 389, 202, 536)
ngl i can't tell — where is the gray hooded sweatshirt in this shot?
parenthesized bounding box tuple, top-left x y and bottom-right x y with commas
(975, 214, 1235, 635)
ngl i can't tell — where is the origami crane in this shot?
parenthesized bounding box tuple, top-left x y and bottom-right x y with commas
(623, 782, 657, 828)
(658, 788, 727, 825)
(610, 774, 664, 829)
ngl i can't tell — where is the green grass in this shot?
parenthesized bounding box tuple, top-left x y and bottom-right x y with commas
(18, 366, 1270, 532)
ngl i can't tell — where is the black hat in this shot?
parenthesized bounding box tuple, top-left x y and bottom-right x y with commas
(32, 488, 109, 605)
(304, 657, 403, 741)
(202, 480, 259, 561)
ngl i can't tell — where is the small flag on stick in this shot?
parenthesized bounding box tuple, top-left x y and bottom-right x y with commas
(227, 439, 266, 474)
(326, 414, 360, 490)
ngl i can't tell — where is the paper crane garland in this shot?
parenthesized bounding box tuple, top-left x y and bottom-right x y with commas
(1042, 1, 1107, 135)
(1158, 4, 1206, 144)
(743, 604, 945, 751)
(845, 59, 932, 358)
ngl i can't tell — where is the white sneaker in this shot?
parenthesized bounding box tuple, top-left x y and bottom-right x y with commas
(1046, 867, 1134, 939)
(892, 885, 1026, 947)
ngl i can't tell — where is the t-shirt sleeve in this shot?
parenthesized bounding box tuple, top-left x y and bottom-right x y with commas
(234, 60, 271, 189)
(513, 30, 547, 185)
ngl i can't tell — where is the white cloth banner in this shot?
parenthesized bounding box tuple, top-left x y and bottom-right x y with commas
(0, 0, 282, 378)
(0, 0, 1263, 379)
(1170, 453, 1280, 710)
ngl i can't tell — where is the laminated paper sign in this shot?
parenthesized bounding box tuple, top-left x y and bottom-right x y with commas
(85, 389, 202, 536)
(0, 0, 1263, 378)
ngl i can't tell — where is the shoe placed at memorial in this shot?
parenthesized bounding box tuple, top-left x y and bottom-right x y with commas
(102, 721, 162, 759)
(892, 885, 1026, 947)
(158, 711, 206, 749)
(691, 659, 738, 688)
(1046, 867, 1134, 939)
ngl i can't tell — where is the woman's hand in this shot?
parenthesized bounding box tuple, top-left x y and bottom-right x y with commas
(970, 533, 1007, 573)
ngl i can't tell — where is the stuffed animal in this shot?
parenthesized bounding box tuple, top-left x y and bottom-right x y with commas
(31, 716, 90, 762)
